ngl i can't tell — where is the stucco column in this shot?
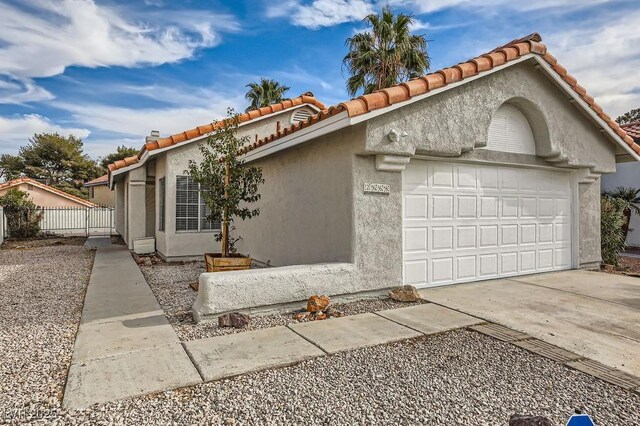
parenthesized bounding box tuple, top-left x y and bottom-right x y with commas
(579, 178, 602, 268)
(114, 180, 125, 236)
(126, 167, 147, 249)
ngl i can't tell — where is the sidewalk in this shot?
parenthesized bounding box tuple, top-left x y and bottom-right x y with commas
(63, 238, 201, 410)
(64, 239, 483, 409)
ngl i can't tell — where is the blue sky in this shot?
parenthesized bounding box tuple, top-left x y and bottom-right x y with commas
(0, 0, 639, 162)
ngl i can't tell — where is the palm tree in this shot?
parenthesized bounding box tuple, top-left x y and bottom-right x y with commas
(342, 7, 430, 97)
(603, 186, 640, 241)
(245, 78, 290, 111)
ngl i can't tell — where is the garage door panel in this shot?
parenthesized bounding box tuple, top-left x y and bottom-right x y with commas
(432, 257, 454, 284)
(457, 195, 477, 218)
(403, 160, 573, 288)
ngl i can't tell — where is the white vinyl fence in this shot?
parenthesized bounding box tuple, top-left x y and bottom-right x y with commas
(3, 207, 116, 238)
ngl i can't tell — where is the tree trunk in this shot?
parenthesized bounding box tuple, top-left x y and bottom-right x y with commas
(221, 159, 230, 258)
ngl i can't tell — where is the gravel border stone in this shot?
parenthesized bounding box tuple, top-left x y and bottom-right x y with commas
(19, 330, 640, 425)
(140, 262, 427, 341)
(0, 243, 94, 424)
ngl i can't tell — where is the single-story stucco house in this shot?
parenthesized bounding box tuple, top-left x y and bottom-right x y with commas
(83, 174, 115, 207)
(108, 33, 640, 320)
(0, 177, 97, 208)
(601, 121, 640, 247)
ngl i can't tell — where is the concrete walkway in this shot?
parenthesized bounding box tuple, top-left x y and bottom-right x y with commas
(419, 270, 640, 378)
(64, 242, 483, 409)
(64, 238, 201, 410)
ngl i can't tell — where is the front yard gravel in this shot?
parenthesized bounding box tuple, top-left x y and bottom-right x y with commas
(47, 330, 640, 425)
(0, 242, 94, 424)
(140, 262, 426, 341)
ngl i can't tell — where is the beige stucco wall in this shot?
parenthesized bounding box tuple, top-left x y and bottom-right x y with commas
(0, 184, 87, 208)
(114, 105, 317, 259)
(234, 124, 363, 265)
(89, 185, 114, 207)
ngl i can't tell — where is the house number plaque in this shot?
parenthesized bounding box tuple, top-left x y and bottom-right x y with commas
(363, 182, 390, 195)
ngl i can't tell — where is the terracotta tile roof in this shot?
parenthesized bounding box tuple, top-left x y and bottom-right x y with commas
(0, 177, 97, 207)
(107, 93, 325, 173)
(239, 33, 640, 157)
(621, 121, 640, 142)
(83, 174, 108, 187)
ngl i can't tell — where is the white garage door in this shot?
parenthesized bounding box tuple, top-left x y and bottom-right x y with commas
(402, 160, 573, 288)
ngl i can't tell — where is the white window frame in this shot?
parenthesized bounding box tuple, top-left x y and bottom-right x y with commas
(175, 175, 220, 233)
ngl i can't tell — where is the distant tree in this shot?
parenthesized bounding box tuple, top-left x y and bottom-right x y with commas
(99, 145, 138, 170)
(0, 154, 25, 181)
(616, 108, 640, 125)
(245, 78, 290, 111)
(343, 6, 430, 97)
(1, 133, 101, 198)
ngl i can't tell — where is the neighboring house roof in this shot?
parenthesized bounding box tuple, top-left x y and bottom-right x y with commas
(0, 177, 97, 207)
(107, 92, 325, 174)
(621, 121, 640, 142)
(83, 174, 109, 188)
(238, 33, 640, 160)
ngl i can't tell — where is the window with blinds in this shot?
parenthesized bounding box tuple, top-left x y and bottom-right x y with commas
(175, 176, 219, 232)
(158, 177, 166, 231)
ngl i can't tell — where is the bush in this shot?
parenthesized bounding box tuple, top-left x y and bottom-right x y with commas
(601, 195, 627, 266)
(0, 189, 43, 239)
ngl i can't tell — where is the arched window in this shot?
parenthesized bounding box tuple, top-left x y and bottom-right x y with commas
(485, 103, 536, 155)
(290, 107, 314, 124)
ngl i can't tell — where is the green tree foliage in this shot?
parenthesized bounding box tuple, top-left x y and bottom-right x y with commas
(343, 6, 430, 97)
(616, 108, 640, 125)
(0, 133, 101, 199)
(0, 154, 25, 181)
(0, 189, 42, 239)
(99, 145, 139, 170)
(187, 109, 264, 257)
(603, 186, 640, 242)
(601, 195, 627, 266)
(245, 78, 290, 111)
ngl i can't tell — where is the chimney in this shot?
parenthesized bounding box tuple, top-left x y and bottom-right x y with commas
(146, 130, 160, 143)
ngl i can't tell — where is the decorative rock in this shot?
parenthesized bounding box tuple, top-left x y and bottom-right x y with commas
(306, 295, 330, 312)
(218, 312, 251, 328)
(509, 414, 553, 426)
(388, 285, 421, 302)
(294, 312, 310, 321)
(312, 312, 327, 321)
(325, 306, 343, 318)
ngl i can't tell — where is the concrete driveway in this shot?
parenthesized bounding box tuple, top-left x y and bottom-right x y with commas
(419, 270, 640, 378)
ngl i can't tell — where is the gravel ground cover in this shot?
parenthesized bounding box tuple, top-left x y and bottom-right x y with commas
(141, 262, 426, 341)
(35, 329, 640, 425)
(0, 242, 94, 424)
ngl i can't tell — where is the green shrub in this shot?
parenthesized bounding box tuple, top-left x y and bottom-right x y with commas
(0, 189, 43, 239)
(601, 195, 627, 266)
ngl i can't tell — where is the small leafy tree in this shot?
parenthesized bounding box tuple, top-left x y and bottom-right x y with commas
(0, 189, 43, 239)
(601, 195, 627, 266)
(187, 109, 264, 257)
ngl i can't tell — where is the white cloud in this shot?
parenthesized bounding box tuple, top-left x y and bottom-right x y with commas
(388, 0, 610, 14)
(545, 8, 640, 117)
(54, 85, 245, 139)
(0, 114, 91, 154)
(0, 75, 54, 104)
(0, 0, 239, 105)
(268, 0, 375, 29)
